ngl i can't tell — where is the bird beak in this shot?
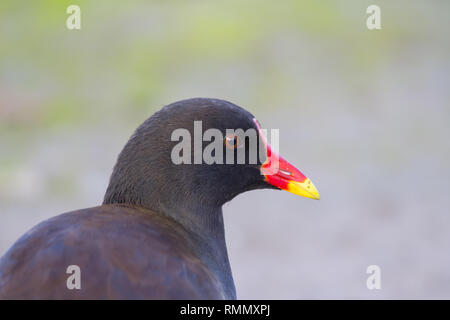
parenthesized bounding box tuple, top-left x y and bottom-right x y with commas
(253, 119, 320, 200)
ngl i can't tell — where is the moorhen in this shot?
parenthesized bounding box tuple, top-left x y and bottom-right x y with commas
(0, 98, 319, 299)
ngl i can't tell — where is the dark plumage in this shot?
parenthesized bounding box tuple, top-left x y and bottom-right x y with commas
(0, 98, 319, 299)
(0, 205, 225, 299)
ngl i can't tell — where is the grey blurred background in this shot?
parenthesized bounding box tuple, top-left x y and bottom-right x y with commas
(1, 0, 449, 299)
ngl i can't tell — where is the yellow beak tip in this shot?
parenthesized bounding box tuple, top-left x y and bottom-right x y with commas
(286, 178, 320, 200)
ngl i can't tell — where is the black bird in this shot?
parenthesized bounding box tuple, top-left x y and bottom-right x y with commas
(0, 98, 319, 299)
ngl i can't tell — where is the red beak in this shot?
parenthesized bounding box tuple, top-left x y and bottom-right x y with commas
(254, 119, 320, 200)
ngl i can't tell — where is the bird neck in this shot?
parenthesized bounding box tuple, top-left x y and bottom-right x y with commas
(103, 171, 237, 298)
(158, 202, 236, 299)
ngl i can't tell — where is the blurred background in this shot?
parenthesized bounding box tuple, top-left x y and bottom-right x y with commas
(1, 0, 449, 299)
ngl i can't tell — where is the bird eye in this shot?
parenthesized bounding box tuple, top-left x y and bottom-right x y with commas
(224, 134, 239, 149)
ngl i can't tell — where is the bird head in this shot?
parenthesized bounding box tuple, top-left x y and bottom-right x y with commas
(104, 98, 319, 212)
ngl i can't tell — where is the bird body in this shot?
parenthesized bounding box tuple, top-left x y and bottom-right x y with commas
(0, 98, 319, 299)
(0, 204, 232, 299)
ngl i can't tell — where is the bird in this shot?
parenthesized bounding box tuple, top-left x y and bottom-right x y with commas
(0, 98, 319, 299)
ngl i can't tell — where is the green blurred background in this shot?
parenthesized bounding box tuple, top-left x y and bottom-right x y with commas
(1, 0, 449, 298)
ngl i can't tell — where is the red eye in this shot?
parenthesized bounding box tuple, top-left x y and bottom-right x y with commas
(224, 134, 239, 149)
